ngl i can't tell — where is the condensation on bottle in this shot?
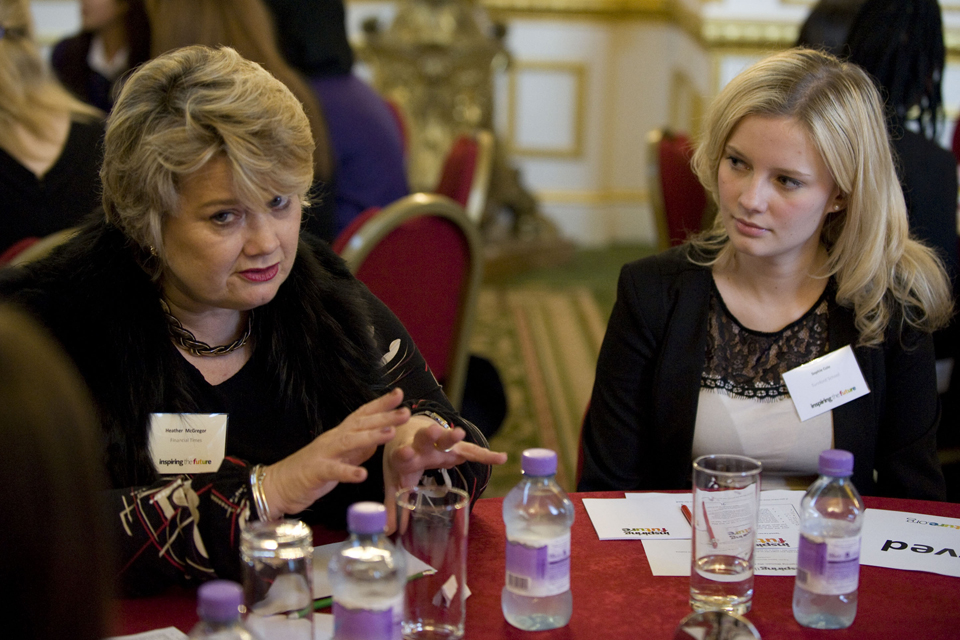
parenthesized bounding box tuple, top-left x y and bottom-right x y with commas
(188, 580, 262, 640)
(501, 448, 575, 631)
(329, 502, 406, 640)
(792, 449, 864, 630)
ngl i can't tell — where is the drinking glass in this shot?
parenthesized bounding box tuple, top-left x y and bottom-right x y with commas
(689, 455, 762, 615)
(396, 485, 470, 640)
(241, 519, 314, 639)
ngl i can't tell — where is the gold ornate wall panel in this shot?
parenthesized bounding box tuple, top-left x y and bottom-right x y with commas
(668, 69, 703, 136)
(507, 62, 587, 158)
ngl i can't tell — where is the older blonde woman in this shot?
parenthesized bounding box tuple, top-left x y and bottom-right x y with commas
(0, 0, 103, 255)
(0, 45, 504, 594)
(580, 48, 951, 499)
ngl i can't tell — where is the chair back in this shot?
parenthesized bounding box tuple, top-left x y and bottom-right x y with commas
(1, 228, 79, 267)
(435, 129, 495, 224)
(333, 193, 483, 408)
(0, 238, 40, 267)
(647, 129, 707, 251)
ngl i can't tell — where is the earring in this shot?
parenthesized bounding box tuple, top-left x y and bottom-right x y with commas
(148, 245, 158, 257)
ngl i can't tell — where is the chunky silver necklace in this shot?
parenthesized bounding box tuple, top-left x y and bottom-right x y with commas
(160, 299, 252, 357)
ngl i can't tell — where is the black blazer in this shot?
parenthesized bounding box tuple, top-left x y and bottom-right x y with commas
(579, 247, 945, 500)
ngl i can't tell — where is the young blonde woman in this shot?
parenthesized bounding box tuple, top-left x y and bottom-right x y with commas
(0, 0, 103, 254)
(579, 48, 952, 499)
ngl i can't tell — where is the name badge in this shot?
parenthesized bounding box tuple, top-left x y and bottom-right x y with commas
(782, 345, 870, 421)
(148, 413, 228, 474)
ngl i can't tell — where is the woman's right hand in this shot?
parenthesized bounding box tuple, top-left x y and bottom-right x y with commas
(260, 388, 410, 517)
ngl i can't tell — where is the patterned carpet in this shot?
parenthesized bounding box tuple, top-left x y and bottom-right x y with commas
(470, 244, 656, 497)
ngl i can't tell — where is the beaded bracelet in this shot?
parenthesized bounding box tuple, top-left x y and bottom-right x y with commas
(417, 410, 452, 430)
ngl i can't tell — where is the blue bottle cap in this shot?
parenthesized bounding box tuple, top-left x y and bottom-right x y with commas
(348, 501, 387, 534)
(819, 449, 854, 477)
(197, 580, 243, 622)
(522, 448, 557, 476)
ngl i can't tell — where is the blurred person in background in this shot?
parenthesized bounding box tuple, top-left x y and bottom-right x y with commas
(845, 0, 958, 295)
(51, 0, 151, 111)
(795, 0, 866, 57)
(845, 0, 960, 456)
(146, 0, 338, 240)
(0, 305, 114, 640)
(264, 0, 409, 237)
(0, 0, 104, 257)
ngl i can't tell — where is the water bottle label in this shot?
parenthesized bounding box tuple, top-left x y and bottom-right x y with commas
(504, 533, 571, 597)
(332, 600, 403, 640)
(796, 534, 860, 595)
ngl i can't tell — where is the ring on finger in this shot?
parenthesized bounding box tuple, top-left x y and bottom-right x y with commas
(433, 441, 454, 453)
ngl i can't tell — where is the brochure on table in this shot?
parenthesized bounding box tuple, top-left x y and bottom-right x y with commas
(582, 491, 801, 576)
(860, 509, 960, 578)
(584, 492, 960, 579)
(583, 491, 802, 576)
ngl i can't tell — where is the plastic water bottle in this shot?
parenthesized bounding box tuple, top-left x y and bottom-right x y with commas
(792, 449, 864, 629)
(501, 448, 575, 630)
(188, 580, 262, 640)
(329, 502, 406, 640)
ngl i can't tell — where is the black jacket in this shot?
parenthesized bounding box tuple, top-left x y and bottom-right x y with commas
(579, 246, 945, 500)
(0, 217, 492, 592)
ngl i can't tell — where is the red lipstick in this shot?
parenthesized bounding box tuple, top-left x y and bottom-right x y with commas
(240, 263, 279, 282)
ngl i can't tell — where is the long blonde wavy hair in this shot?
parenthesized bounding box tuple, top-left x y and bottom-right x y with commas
(690, 48, 952, 346)
(0, 0, 101, 160)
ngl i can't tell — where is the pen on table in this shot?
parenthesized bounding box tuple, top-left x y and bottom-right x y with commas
(702, 502, 719, 549)
(680, 504, 692, 527)
(296, 568, 438, 617)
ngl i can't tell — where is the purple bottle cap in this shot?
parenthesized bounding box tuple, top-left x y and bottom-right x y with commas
(347, 502, 387, 534)
(197, 580, 243, 622)
(522, 448, 557, 476)
(819, 449, 854, 477)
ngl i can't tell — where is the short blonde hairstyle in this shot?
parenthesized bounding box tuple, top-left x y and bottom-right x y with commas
(101, 45, 315, 276)
(690, 48, 952, 345)
(145, 0, 332, 181)
(0, 0, 100, 158)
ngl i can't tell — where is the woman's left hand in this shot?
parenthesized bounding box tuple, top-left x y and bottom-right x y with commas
(383, 415, 507, 531)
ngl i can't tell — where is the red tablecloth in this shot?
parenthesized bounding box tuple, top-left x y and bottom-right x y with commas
(114, 493, 960, 638)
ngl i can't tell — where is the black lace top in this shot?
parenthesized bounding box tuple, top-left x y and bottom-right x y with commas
(700, 281, 830, 400)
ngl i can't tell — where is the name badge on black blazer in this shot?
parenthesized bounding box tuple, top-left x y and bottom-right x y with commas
(148, 413, 228, 474)
(782, 345, 870, 421)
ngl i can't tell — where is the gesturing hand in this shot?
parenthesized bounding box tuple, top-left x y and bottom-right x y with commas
(382, 414, 508, 531)
(261, 388, 411, 517)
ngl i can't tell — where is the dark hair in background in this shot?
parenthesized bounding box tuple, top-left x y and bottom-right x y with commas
(261, 0, 354, 76)
(124, 0, 152, 74)
(845, 0, 945, 140)
(0, 305, 114, 640)
(795, 0, 866, 57)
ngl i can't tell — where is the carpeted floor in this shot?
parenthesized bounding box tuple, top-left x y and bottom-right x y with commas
(470, 244, 657, 498)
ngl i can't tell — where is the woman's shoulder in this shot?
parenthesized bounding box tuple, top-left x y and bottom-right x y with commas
(620, 244, 711, 284)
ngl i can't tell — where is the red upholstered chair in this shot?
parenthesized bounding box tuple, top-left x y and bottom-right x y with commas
(0, 227, 79, 267)
(0, 237, 40, 267)
(647, 128, 708, 251)
(332, 193, 483, 408)
(434, 129, 495, 224)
